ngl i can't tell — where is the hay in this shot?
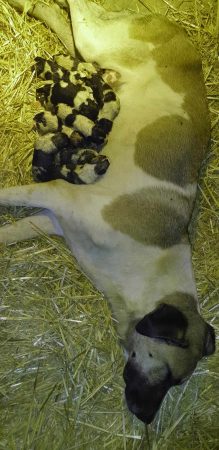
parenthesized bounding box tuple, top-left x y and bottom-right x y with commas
(0, 1, 218, 449)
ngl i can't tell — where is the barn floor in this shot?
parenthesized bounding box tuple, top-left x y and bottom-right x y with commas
(0, 1, 218, 449)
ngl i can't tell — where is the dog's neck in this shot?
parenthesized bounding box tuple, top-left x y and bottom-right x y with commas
(79, 239, 198, 341)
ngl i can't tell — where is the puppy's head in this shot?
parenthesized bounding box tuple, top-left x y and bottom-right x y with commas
(123, 292, 215, 424)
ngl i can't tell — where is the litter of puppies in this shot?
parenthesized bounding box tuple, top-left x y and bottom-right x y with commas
(32, 55, 120, 184)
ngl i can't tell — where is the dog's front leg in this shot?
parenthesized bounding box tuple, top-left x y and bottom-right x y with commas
(0, 181, 67, 243)
(7, 0, 75, 55)
(0, 180, 67, 209)
(0, 210, 63, 244)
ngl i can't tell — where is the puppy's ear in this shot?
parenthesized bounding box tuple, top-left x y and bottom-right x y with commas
(203, 323, 215, 356)
(135, 304, 188, 348)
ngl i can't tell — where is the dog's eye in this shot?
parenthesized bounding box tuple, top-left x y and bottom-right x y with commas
(149, 353, 153, 357)
(131, 351, 136, 358)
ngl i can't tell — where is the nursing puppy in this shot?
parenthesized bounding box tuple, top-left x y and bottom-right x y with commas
(1, 0, 215, 423)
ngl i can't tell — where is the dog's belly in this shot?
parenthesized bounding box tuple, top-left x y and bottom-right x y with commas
(98, 63, 192, 195)
(57, 213, 197, 337)
(103, 58, 187, 164)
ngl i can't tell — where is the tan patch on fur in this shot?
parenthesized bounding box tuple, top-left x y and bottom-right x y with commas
(129, 15, 178, 45)
(102, 187, 192, 248)
(135, 115, 205, 186)
(130, 15, 210, 185)
(109, 46, 152, 68)
(156, 291, 197, 312)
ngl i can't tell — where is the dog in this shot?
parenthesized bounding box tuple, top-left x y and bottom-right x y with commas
(1, 0, 215, 424)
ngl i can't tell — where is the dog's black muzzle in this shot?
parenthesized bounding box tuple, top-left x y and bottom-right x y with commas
(123, 361, 172, 424)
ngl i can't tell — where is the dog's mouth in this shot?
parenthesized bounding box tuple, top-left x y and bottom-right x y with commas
(123, 361, 174, 424)
(123, 363, 157, 424)
(125, 384, 156, 424)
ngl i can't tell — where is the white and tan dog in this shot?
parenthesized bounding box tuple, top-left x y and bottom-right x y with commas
(1, 0, 215, 423)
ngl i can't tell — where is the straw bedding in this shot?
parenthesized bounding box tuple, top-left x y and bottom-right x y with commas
(0, 1, 218, 449)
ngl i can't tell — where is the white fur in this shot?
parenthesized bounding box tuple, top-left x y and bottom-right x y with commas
(0, 1, 207, 340)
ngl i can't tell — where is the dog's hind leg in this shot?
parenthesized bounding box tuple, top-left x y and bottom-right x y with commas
(0, 210, 63, 244)
(67, 0, 131, 65)
(7, 0, 75, 55)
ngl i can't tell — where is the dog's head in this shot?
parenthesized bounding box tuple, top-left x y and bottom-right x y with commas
(123, 293, 215, 424)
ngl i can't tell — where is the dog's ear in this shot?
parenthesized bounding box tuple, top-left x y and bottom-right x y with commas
(203, 323, 215, 356)
(135, 304, 188, 348)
